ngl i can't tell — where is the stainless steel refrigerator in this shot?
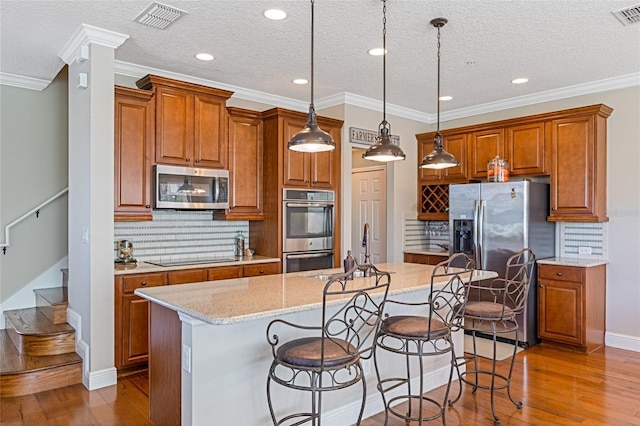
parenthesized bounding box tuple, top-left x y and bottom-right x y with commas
(448, 181, 555, 347)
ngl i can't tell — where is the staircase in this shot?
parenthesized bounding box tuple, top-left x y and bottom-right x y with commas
(0, 269, 82, 397)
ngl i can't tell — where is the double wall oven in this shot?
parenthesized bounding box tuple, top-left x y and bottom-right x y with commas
(282, 189, 335, 273)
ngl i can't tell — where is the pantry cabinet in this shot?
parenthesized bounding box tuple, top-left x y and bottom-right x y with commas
(537, 263, 606, 353)
(114, 86, 155, 221)
(136, 74, 233, 169)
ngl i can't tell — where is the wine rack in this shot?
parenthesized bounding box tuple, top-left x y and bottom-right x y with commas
(419, 184, 449, 220)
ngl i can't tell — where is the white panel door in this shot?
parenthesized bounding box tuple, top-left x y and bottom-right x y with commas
(351, 166, 387, 264)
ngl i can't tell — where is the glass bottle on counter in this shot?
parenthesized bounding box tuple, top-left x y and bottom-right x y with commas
(234, 231, 245, 258)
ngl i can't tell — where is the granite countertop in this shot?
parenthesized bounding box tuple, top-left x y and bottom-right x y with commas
(403, 248, 450, 256)
(114, 255, 280, 275)
(134, 262, 497, 325)
(536, 257, 608, 268)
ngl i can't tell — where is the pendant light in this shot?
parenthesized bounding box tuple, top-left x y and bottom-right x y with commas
(419, 18, 459, 170)
(288, 0, 335, 153)
(362, 0, 405, 162)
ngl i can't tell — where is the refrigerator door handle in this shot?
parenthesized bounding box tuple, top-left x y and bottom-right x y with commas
(477, 199, 486, 269)
(473, 200, 481, 267)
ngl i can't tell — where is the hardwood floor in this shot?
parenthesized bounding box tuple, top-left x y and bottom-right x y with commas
(1, 344, 639, 425)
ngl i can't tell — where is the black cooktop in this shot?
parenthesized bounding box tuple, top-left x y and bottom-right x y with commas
(145, 258, 237, 267)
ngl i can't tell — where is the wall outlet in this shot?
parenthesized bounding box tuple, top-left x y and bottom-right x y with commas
(182, 344, 191, 373)
(578, 246, 592, 255)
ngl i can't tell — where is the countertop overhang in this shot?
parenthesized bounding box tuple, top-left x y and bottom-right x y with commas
(115, 255, 280, 275)
(135, 262, 497, 326)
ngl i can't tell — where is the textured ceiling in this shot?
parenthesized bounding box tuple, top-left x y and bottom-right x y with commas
(1, 0, 639, 115)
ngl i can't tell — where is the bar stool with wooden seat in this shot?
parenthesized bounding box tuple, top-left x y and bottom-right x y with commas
(373, 253, 475, 425)
(448, 248, 536, 424)
(265, 263, 391, 426)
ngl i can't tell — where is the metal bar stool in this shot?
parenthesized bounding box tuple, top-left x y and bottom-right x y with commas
(373, 253, 475, 425)
(448, 248, 536, 424)
(266, 263, 391, 426)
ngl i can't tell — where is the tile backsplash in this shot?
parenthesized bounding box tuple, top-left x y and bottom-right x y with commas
(114, 210, 249, 262)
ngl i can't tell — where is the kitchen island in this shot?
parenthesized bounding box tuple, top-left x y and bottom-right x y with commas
(135, 262, 497, 425)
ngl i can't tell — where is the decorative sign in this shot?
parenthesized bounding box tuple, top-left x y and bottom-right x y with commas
(349, 127, 400, 146)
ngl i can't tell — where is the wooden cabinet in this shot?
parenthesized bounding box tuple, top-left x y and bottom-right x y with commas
(114, 86, 155, 221)
(537, 263, 606, 353)
(253, 108, 343, 269)
(415, 104, 611, 223)
(115, 272, 167, 371)
(136, 74, 233, 169)
(505, 122, 546, 176)
(243, 262, 280, 277)
(217, 107, 264, 220)
(167, 268, 207, 284)
(282, 115, 338, 189)
(547, 105, 612, 222)
(403, 252, 448, 266)
(208, 265, 243, 280)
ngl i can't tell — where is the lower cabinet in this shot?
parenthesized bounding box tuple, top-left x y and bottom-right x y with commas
(537, 263, 606, 353)
(403, 252, 449, 266)
(115, 262, 279, 374)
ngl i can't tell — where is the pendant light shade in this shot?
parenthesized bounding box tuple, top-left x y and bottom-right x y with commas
(288, 0, 335, 153)
(419, 18, 459, 170)
(363, 0, 405, 162)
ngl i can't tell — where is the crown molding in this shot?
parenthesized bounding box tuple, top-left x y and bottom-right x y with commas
(440, 72, 640, 122)
(316, 92, 431, 123)
(59, 24, 129, 65)
(114, 60, 309, 112)
(0, 72, 50, 91)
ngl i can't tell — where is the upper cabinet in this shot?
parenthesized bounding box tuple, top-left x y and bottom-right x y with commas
(547, 105, 612, 222)
(415, 104, 612, 223)
(136, 75, 233, 169)
(114, 86, 155, 221)
(215, 107, 264, 220)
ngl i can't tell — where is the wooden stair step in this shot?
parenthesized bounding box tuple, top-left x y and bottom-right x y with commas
(4, 308, 76, 356)
(0, 330, 82, 397)
(35, 287, 68, 324)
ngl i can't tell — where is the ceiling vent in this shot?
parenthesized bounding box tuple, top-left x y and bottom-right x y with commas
(134, 2, 187, 29)
(612, 5, 640, 26)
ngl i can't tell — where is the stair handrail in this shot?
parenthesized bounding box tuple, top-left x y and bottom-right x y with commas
(1, 187, 68, 253)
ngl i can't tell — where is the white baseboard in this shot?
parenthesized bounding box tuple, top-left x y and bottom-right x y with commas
(323, 364, 454, 426)
(67, 306, 117, 390)
(605, 332, 640, 352)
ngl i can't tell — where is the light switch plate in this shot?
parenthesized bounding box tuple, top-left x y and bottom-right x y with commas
(578, 246, 592, 255)
(182, 344, 191, 372)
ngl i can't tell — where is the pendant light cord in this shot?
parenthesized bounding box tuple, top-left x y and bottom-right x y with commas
(436, 22, 441, 134)
(382, 0, 387, 128)
(310, 0, 315, 111)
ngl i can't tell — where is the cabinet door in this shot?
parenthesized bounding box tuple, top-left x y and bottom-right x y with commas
(114, 87, 154, 221)
(538, 279, 584, 345)
(403, 253, 428, 264)
(226, 108, 263, 219)
(121, 294, 152, 367)
(208, 266, 243, 281)
(243, 262, 280, 277)
(505, 122, 545, 176)
(548, 115, 597, 219)
(194, 93, 228, 168)
(441, 133, 469, 181)
(168, 268, 207, 284)
(155, 86, 194, 165)
(283, 117, 311, 187)
(469, 129, 504, 179)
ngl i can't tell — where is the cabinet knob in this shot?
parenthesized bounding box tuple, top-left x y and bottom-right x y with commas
(145, 205, 151, 208)
(195, 159, 200, 163)
(557, 272, 562, 276)
(186, 158, 191, 162)
(260, 270, 265, 274)
(312, 180, 317, 184)
(141, 281, 147, 286)
(539, 284, 543, 288)
(305, 180, 309, 183)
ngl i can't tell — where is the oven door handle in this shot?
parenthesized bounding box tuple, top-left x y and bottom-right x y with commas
(285, 252, 333, 259)
(285, 202, 334, 208)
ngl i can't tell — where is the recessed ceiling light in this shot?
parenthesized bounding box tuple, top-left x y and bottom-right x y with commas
(368, 47, 387, 56)
(292, 78, 308, 85)
(439, 95, 453, 101)
(264, 9, 287, 20)
(511, 77, 529, 84)
(195, 53, 214, 61)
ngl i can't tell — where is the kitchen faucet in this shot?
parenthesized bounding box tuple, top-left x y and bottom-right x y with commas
(362, 223, 371, 276)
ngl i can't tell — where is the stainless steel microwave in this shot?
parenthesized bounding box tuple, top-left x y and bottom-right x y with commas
(154, 165, 229, 210)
